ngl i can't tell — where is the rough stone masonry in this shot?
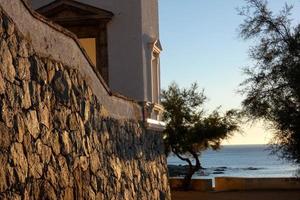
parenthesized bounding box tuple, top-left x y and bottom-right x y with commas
(0, 3, 170, 200)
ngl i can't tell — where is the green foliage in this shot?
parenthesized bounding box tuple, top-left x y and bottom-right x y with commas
(161, 83, 240, 187)
(239, 0, 300, 164)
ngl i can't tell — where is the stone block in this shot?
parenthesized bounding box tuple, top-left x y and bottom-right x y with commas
(25, 110, 40, 139)
(0, 40, 15, 82)
(0, 122, 12, 150)
(10, 143, 28, 183)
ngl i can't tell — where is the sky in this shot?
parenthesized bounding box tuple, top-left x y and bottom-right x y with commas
(159, 0, 300, 145)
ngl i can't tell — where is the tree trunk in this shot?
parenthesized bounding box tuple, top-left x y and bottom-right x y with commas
(183, 150, 202, 189)
(173, 149, 202, 190)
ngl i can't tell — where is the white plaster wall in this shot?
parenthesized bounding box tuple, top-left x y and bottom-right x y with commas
(31, 0, 160, 103)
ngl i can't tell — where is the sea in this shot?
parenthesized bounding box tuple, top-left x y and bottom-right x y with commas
(167, 144, 299, 179)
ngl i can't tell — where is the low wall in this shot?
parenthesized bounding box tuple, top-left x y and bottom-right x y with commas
(170, 177, 300, 192)
(169, 179, 213, 191)
(215, 177, 300, 191)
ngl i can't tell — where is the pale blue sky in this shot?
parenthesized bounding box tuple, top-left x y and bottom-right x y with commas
(159, 0, 300, 144)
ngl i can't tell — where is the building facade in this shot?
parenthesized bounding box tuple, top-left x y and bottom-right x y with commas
(0, 0, 171, 198)
(30, 0, 163, 122)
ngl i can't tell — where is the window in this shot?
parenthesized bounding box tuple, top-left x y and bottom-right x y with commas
(79, 38, 97, 67)
(150, 40, 162, 104)
(152, 52, 160, 104)
(36, 0, 113, 84)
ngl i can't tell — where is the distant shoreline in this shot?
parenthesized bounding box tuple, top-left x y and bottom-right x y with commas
(221, 144, 269, 146)
(168, 145, 299, 178)
(168, 165, 271, 178)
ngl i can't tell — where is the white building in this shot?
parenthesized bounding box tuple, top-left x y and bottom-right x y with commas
(29, 0, 163, 121)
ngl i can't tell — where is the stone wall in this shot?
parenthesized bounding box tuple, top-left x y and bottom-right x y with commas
(0, 3, 170, 200)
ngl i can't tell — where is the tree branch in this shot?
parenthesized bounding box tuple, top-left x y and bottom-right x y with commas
(173, 149, 193, 168)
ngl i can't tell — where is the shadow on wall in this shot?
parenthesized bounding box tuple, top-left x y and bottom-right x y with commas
(0, 6, 170, 200)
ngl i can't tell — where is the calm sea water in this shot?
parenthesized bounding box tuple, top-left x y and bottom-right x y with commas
(167, 144, 299, 179)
